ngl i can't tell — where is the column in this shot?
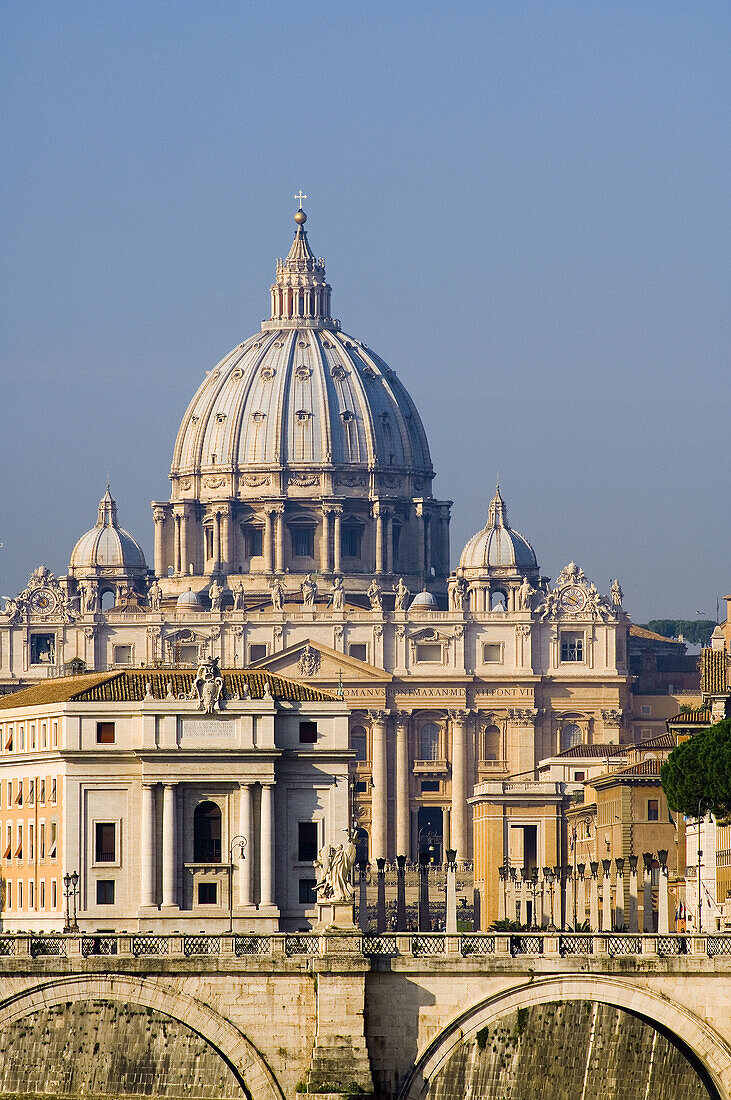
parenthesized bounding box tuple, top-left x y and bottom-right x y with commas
(628, 856, 639, 932)
(642, 855, 654, 932)
(260, 783, 275, 907)
(212, 511, 221, 573)
(374, 505, 384, 574)
(180, 507, 191, 576)
(576, 866, 586, 927)
(370, 711, 388, 861)
(221, 505, 232, 573)
(602, 862, 612, 931)
(395, 713, 410, 858)
(320, 508, 331, 573)
(614, 862, 625, 930)
(332, 508, 342, 574)
(140, 784, 156, 907)
(415, 503, 426, 579)
(658, 860, 670, 934)
(589, 864, 599, 931)
(173, 512, 182, 575)
(238, 783, 252, 907)
(274, 506, 285, 574)
(152, 507, 167, 577)
(424, 512, 432, 577)
(264, 509, 274, 573)
(385, 511, 394, 574)
(162, 783, 177, 908)
(450, 711, 468, 862)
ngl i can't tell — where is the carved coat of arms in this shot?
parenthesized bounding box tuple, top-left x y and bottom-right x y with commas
(190, 656, 224, 713)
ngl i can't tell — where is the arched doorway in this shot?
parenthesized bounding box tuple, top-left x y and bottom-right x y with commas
(194, 801, 222, 862)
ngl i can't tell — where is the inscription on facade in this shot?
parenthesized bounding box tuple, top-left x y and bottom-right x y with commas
(181, 718, 236, 740)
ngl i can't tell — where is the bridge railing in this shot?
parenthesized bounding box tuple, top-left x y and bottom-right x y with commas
(1, 931, 731, 960)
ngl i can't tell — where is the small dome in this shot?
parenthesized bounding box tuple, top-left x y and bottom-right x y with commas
(459, 487, 538, 574)
(410, 589, 439, 610)
(69, 489, 147, 576)
(176, 587, 204, 610)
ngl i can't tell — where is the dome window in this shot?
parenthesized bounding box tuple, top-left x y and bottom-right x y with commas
(260, 366, 275, 381)
(341, 410, 354, 422)
(215, 413, 226, 423)
(296, 410, 312, 422)
(295, 365, 312, 381)
(252, 412, 266, 422)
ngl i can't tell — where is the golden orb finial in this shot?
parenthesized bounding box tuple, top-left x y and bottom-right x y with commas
(294, 208, 307, 225)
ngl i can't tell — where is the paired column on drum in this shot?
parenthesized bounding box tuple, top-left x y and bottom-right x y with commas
(373, 503, 393, 575)
(370, 710, 389, 861)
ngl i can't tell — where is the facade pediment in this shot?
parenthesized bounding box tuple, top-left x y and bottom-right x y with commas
(407, 626, 454, 643)
(249, 639, 391, 684)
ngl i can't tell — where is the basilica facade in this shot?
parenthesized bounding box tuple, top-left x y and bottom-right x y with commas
(0, 209, 633, 874)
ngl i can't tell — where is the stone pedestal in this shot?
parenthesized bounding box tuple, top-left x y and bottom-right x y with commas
(317, 898, 356, 930)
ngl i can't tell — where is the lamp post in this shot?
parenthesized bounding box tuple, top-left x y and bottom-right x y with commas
(445, 847, 457, 934)
(395, 854, 407, 931)
(417, 850, 432, 932)
(63, 871, 79, 933)
(376, 857, 387, 934)
(696, 799, 710, 933)
(228, 835, 247, 933)
(543, 867, 556, 931)
(357, 857, 370, 933)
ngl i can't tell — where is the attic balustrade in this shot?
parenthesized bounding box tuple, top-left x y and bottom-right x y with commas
(1, 931, 729, 961)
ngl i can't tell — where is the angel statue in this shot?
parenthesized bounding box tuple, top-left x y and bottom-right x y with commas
(315, 833, 357, 903)
(190, 656, 224, 714)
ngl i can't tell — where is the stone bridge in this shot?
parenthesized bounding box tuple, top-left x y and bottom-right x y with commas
(1, 931, 730, 1099)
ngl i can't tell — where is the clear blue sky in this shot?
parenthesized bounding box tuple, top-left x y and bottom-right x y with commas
(1, 1, 728, 622)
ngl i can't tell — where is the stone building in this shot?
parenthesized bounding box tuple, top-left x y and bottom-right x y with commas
(0, 664, 350, 932)
(0, 208, 633, 879)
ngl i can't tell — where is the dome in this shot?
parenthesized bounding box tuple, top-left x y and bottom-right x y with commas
(176, 587, 204, 610)
(458, 487, 538, 575)
(69, 490, 147, 576)
(171, 212, 433, 486)
(409, 589, 439, 610)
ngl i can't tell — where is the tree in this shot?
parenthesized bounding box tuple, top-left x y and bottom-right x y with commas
(642, 619, 717, 647)
(661, 718, 731, 820)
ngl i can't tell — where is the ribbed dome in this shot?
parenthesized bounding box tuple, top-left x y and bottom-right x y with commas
(171, 213, 432, 484)
(176, 587, 204, 610)
(69, 490, 147, 576)
(458, 487, 537, 574)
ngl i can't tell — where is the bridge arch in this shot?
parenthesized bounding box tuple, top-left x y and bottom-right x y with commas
(399, 974, 731, 1100)
(0, 973, 285, 1100)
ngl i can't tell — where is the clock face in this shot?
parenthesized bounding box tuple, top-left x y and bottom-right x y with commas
(559, 585, 586, 612)
(29, 587, 58, 616)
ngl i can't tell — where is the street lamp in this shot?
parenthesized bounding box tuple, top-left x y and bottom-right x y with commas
(543, 867, 556, 931)
(228, 835, 247, 933)
(63, 871, 79, 933)
(696, 799, 710, 933)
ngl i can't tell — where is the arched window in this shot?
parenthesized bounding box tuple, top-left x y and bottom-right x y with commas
(483, 724, 501, 762)
(490, 589, 507, 611)
(561, 723, 582, 752)
(194, 801, 221, 862)
(351, 725, 367, 762)
(341, 521, 362, 559)
(419, 722, 440, 761)
(290, 524, 315, 558)
(100, 589, 116, 612)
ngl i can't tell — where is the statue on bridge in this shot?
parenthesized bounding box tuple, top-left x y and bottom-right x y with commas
(315, 834, 357, 903)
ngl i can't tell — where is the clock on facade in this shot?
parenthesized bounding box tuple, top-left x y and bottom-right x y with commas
(28, 588, 59, 616)
(558, 585, 586, 613)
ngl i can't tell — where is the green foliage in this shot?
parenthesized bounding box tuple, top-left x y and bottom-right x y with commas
(641, 619, 717, 647)
(661, 718, 731, 819)
(515, 1007, 528, 1036)
(489, 919, 525, 931)
(476, 1027, 490, 1051)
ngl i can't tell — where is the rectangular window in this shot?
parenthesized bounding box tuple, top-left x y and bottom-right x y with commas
(7, 781, 11, 805)
(51, 779, 57, 803)
(298, 878, 317, 905)
(198, 882, 217, 905)
(29, 880, 34, 909)
(113, 644, 133, 665)
(28, 780, 35, 806)
(421, 780, 440, 793)
(15, 824, 22, 860)
(641, 705, 651, 717)
(96, 880, 115, 905)
(40, 823, 45, 860)
(574, 771, 586, 782)
(52, 722, 58, 748)
(40, 779, 45, 805)
(248, 643, 267, 663)
(30, 633, 55, 665)
(18, 726, 25, 752)
(16, 781, 22, 806)
(245, 525, 264, 558)
(291, 526, 314, 558)
(41, 722, 47, 749)
(95, 822, 116, 863)
(341, 525, 361, 558)
(299, 721, 318, 744)
(4, 726, 12, 752)
(648, 799, 659, 822)
(30, 724, 36, 749)
(415, 643, 442, 663)
(5, 881, 10, 909)
(348, 643, 367, 662)
(49, 821, 57, 860)
(40, 880, 45, 909)
(96, 722, 115, 745)
(51, 880, 57, 908)
(298, 822, 318, 862)
(560, 631, 584, 662)
(355, 781, 368, 794)
(17, 881, 22, 909)
(482, 643, 502, 663)
(4, 824, 10, 860)
(29, 824, 34, 860)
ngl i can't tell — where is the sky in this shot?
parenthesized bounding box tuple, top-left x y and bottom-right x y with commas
(1, 1, 729, 624)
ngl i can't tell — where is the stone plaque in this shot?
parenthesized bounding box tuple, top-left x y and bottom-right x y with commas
(181, 718, 236, 743)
